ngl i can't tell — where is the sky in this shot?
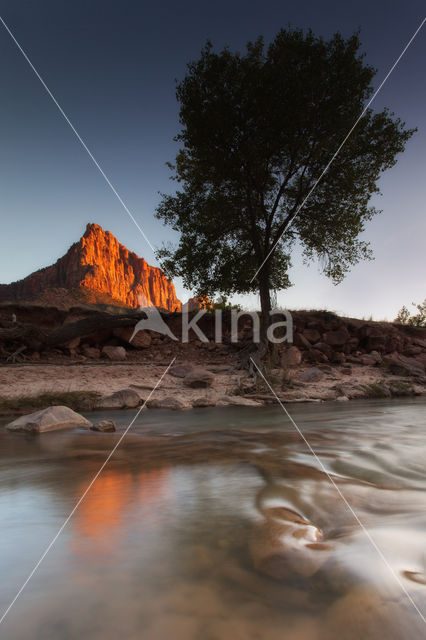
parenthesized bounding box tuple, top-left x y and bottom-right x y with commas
(0, 0, 425, 320)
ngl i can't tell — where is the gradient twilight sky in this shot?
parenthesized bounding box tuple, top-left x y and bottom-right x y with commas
(0, 0, 424, 320)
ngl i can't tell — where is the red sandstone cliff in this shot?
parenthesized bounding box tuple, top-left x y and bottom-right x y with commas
(0, 223, 182, 311)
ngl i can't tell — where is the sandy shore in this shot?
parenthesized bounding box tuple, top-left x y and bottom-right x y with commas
(1, 359, 425, 413)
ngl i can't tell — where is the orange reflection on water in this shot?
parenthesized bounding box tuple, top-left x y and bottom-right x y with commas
(71, 466, 172, 559)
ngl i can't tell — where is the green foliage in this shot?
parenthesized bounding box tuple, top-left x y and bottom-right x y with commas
(212, 295, 241, 311)
(395, 300, 426, 327)
(156, 27, 415, 312)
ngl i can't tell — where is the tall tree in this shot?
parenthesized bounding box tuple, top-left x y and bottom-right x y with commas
(156, 28, 414, 339)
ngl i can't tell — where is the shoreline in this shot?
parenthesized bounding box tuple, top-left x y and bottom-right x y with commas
(1, 359, 425, 417)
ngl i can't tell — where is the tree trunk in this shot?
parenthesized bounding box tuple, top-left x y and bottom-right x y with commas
(258, 267, 272, 347)
(0, 312, 149, 354)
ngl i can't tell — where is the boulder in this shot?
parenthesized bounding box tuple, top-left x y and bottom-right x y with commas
(303, 328, 322, 344)
(412, 337, 426, 349)
(415, 353, 426, 368)
(102, 345, 126, 361)
(64, 336, 81, 349)
(90, 420, 116, 432)
(298, 367, 324, 382)
(331, 351, 346, 364)
(306, 348, 329, 364)
(192, 395, 217, 407)
(216, 395, 263, 407)
(345, 337, 360, 353)
(293, 332, 311, 350)
(81, 345, 101, 359)
(281, 346, 302, 367)
(113, 327, 151, 349)
(365, 334, 386, 351)
(369, 350, 383, 364)
(323, 329, 349, 347)
(169, 363, 195, 378)
(314, 342, 334, 360)
(383, 354, 425, 378)
(146, 396, 189, 410)
(403, 346, 422, 357)
(358, 325, 386, 351)
(96, 388, 141, 409)
(6, 406, 91, 433)
(337, 384, 368, 399)
(183, 369, 214, 388)
(384, 333, 403, 353)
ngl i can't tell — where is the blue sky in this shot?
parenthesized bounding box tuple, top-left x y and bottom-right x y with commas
(0, 0, 425, 319)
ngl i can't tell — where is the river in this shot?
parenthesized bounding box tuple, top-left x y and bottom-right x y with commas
(0, 398, 425, 638)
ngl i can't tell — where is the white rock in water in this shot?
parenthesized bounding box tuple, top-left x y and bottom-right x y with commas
(6, 406, 92, 433)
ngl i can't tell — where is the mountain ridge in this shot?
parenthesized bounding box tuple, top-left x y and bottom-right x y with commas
(0, 223, 182, 311)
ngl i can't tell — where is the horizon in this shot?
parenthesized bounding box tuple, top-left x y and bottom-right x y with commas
(0, 1, 425, 321)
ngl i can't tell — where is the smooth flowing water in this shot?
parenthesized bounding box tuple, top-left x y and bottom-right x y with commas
(0, 398, 425, 639)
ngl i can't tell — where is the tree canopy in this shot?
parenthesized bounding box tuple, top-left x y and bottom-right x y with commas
(156, 28, 415, 330)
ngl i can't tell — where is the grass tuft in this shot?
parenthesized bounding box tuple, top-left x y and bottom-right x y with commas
(0, 390, 101, 415)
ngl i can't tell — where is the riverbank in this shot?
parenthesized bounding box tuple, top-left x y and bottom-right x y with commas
(1, 358, 425, 416)
(1, 306, 425, 415)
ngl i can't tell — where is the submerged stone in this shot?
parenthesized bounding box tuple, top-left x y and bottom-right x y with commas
(90, 420, 116, 432)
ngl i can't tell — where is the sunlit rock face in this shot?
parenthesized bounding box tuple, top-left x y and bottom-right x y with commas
(0, 223, 182, 311)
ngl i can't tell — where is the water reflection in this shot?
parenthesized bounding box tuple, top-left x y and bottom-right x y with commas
(0, 399, 425, 638)
(72, 467, 173, 558)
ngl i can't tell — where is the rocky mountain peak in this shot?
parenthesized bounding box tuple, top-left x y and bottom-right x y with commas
(0, 223, 181, 311)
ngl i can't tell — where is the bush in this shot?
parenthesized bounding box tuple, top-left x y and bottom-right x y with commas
(395, 299, 426, 327)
